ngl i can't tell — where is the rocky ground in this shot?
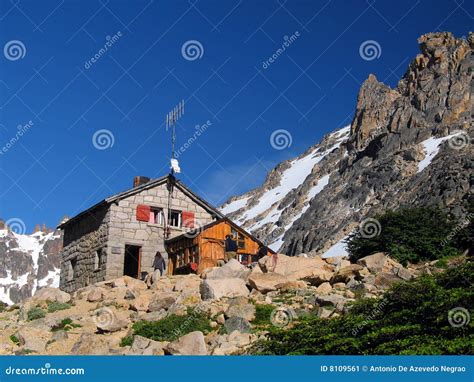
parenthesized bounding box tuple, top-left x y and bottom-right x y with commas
(0, 253, 450, 356)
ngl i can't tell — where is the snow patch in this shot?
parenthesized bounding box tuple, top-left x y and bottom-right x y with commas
(322, 236, 349, 258)
(220, 196, 250, 215)
(417, 133, 461, 173)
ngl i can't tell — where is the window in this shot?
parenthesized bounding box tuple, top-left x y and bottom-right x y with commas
(149, 207, 164, 225)
(231, 228, 245, 249)
(169, 210, 182, 227)
(94, 249, 104, 271)
(67, 258, 77, 281)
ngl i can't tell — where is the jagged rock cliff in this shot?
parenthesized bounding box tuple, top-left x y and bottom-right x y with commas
(0, 229, 62, 304)
(220, 32, 473, 255)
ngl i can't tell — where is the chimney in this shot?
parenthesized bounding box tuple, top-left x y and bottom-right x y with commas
(133, 176, 151, 188)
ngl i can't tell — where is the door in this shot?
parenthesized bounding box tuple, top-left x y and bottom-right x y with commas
(199, 240, 224, 272)
(123, 245, 141, 278)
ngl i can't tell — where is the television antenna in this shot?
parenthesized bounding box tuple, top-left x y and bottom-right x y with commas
(166, 100, 184, 175)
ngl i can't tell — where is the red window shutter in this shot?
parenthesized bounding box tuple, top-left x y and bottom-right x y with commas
(182, 211, 195, 228)
(136, 205, 150, 222)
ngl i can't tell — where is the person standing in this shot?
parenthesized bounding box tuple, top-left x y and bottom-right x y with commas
(151, 251, 166, 284)
(224, 234, 238, 262)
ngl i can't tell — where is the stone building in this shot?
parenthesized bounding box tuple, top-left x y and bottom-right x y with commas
(58, 175, 223, 292)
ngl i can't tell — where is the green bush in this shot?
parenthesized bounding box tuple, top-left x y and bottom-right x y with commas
(347, 208, 463, 264)
(51, 318, 81, 332)
(251, 263, 474, 355)
(9, 335, 20, 345)
(0, 301, 7, 313)
(253, 304, 275, 328)
(120, 335, 134, 347)
(132, 308, 212, 342)
(27, 307, 46, 321)
(47, 301, 71, 313)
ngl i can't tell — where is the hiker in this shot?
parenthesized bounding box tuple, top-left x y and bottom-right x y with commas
(145, 251, 166, 286)
(224, 234, 238, 262)
(270, 252, 279, 272)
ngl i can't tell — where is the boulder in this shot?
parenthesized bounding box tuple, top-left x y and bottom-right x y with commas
(94, 307, 129, 332)
(331, 264, 364, 283)
(225, 304, 256, 322)
(165, 331, 207, 355)
(129, 294, 150, 312)
(357, 252, 387, 272)
(86, 287, 104, 302)
(30, 288, 71, 304)
(71, 333, 110, 355)
(129, 335, 167, 355)
(148, 292, 178, 312)
(200, 278, 249, 300)
(112, 276, 147, 291)
(315, 294, 349, 312)
(173, 276, 202, 293)
(258, 254, 333, 281)
(224, 316, 251, 333)
(203, 259, 250, 280)
(374, 272, 401, 289)
(275, 280, 308, 291)
(247, 272, 289, 293)
(17, 326, 51, 353)
(316, 282, 332, 295)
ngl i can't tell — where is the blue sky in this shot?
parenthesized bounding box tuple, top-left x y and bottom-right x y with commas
(0, 0, 472, 233)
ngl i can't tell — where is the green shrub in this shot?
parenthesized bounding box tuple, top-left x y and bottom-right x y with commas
(9, 335, 20, 345)
(27, 307, 46, 321)
(120, 335, 134, 347)
(253, 304, 275, 328)
(251, 263, 474, 355)
(47, 301, 71, 313)
(51, 318, 81, 332)
(132, 308, 212, 342)
(347, 208, 462, 264)
(0, 301, 7, 313)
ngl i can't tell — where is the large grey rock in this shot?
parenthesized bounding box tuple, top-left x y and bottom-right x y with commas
(148, 292, 177, 312)
(200, 278, 249, 300)
(224, 316, 251, 334)
(247, 272, 289, 293)
(17, 326, 51, 353)
(225, 303, 256, 322)
(165, 331, 207, 355)
(129, 335, 167, 355)
(204, 259, 250, 280)
(31, 287, 71, 304)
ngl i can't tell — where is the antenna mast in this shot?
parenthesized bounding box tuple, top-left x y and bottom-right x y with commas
(166, 100, 184, 175)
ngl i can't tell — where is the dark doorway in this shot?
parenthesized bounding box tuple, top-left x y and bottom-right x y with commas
(124, 245, 141, 278)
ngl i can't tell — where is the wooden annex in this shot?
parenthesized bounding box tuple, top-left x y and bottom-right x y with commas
(165, 218, 274, 275)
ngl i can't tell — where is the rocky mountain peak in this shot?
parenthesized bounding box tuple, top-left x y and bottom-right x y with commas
(220, 32, 472, 256)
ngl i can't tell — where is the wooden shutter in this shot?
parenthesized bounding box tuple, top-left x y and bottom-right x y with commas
(136, 204, 150, 222)
(182, 211, 195, 228)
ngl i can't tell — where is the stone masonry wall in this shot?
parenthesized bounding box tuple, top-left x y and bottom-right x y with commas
(59, 206, 110, 293)
(106, 183, 216, 279)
